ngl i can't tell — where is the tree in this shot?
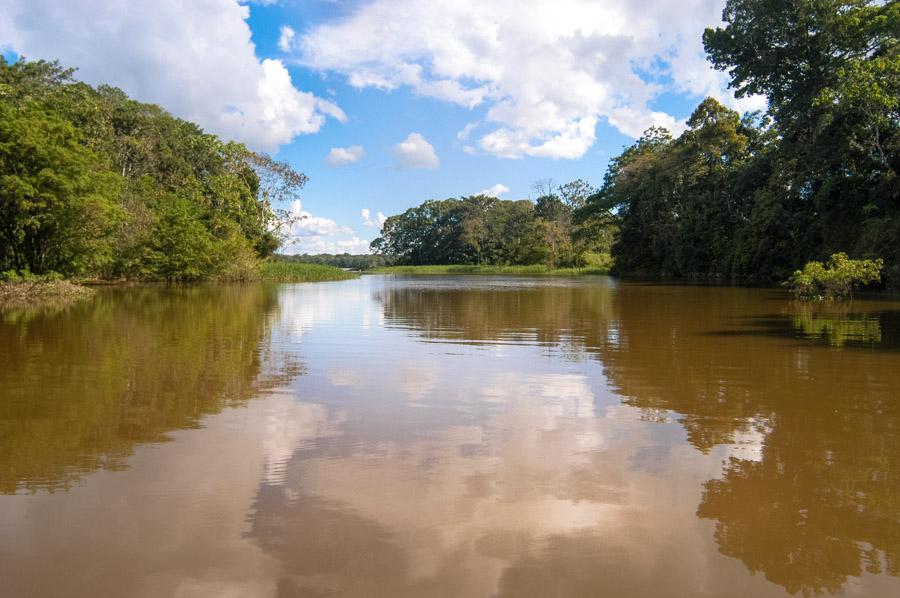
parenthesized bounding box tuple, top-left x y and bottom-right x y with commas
(703, 0, 900, 282)
(558, 179, 597, 210)
(245, 152, 309, 254)
(373, 196, 547, 266)
(0, 101, 120, 275)
(144, 195, 215, 281)
(601, 100, 760, 278)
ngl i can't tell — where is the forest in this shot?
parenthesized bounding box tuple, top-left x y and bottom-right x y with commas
(0, 57, 305, 281)
(372, 0, 899, 284)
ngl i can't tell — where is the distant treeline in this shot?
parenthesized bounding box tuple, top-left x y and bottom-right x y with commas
(275, 253, 389, 270)
(371, 180, 615, 268)
(0, 58, 305, 281)
(375, 0, 899, 284)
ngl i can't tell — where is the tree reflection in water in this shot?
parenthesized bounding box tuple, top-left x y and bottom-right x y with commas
(0, 284, 301, 494)
(376, 279, 900, 596)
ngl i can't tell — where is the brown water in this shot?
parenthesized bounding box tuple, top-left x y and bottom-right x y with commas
(1, 276, 899, 598)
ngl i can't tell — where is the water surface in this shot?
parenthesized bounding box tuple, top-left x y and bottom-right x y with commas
(1, 276, 899, 597)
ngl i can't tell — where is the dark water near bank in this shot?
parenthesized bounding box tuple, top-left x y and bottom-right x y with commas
(1, 276, 899, 597)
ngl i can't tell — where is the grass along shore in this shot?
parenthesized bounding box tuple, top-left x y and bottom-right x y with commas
(369, 264, 611, 276)
(256, 261, 358, 282)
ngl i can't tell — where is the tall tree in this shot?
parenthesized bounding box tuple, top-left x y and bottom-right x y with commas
(0, 101, 120, 275)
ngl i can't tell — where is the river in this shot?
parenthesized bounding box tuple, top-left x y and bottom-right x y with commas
(1, 275, 899, 597)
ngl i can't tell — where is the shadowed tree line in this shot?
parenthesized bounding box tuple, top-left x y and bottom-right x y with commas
(0, 58, 306, 280)
(595, 0, 899, 284)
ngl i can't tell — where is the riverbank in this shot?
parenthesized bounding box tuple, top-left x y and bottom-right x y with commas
(369, 264, 611, 276)
(0, 280, 95, 310)
(0, 263, 357, 311)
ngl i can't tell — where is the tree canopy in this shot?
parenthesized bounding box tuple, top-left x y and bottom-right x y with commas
(371, 189, 613, 268)
(0, 57, 305, 280)
(586, 0, 899, 283)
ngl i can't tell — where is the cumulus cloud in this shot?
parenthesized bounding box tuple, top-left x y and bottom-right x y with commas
(477, 184, 510, 198)
(361, 208, 387, 228)
(326, 145, 366, 167)
(0, 0, 345, 152)
(278, 25, 295, 52)
(280, 200, 371, 254)
(393, 132, 440, 169)
(287, 200, 353, 237)
(297, 0, 765, 159)
(287, 235, 372, 255)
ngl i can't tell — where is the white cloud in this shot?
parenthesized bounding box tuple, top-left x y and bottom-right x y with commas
(326, 145, 366, 167)
(286, 234, 372, 255)
(457, 122, 477, 141)
(278, 25, 295, 52)
(281, 200, 370, 254)
(0, 0, 344, 152)
(287, 200, 352, 237)
(361, 208, 387, 227)
(477, 184, 510, 198)
(297, 0, 764, 159)
(393, 132, 440, 169)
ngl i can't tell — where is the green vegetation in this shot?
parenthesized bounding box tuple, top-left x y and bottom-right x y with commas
(786, 253, 883, 300)
(275, 252, 389, 270)
(593, 0, 898, 284)
(372, 264, 610, 276)
(371, 181, 615, 269)
(257, 260, 358, 282)
(0, 57, 306, 284)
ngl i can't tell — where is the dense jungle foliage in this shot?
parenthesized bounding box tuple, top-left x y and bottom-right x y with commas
(0, 57, 305, 281)
(599, 0, 899, 282)
(374, 0, 899, 285)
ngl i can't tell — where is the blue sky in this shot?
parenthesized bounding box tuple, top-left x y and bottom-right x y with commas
(0, 0, 763, 254)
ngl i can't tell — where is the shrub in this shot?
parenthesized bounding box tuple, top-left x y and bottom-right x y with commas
(578, 251, 614, 271)
(1, 270, 23, 283)
(786, 253, 883, 300)
(1, 270, 64, 283)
